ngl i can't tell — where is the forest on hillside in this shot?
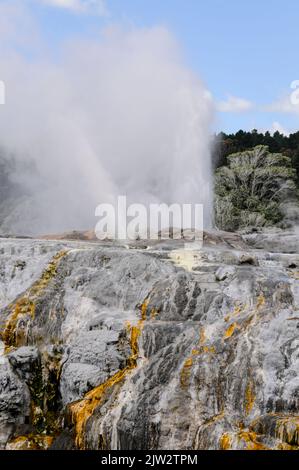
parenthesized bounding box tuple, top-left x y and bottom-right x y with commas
(213, 129, 299, 186)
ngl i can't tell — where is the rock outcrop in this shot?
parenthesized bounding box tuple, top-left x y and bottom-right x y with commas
(0, 231, 298, 450)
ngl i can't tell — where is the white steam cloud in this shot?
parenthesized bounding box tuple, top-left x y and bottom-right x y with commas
(0, 3, 214, 235)
(37, 0, 109, 16)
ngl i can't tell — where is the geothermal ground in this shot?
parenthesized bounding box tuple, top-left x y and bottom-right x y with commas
(0, 230, 298, 450)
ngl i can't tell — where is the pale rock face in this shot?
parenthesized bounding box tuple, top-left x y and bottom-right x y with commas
(0, 362, 30, 448)
(215, 266, 236, 281)
(0, 240, 65, 309)
(0, 231, 298, 450)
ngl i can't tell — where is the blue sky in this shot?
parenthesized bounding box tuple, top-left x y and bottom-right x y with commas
(8, 0, 299, 133)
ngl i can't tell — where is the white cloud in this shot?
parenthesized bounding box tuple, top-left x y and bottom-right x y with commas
(268, 122, 291, 136)
(258, 122, 294, 137)
(270, 121, 290, 136)
(37, 0, 108, 15)
(265, 95, 299, 115)
(216, 94, 254, 113)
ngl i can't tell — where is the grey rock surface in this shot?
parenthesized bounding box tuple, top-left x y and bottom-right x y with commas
(0, 362, 30, 447)
(0, 231, 298, 450)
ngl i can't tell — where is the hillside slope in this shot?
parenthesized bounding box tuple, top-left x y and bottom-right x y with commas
(0, 232, 298, 450)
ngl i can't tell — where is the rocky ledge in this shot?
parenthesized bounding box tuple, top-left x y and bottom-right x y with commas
(0, 230, 298, 450)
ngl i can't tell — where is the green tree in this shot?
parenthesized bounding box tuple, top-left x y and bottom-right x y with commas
(214, 145, 297, 231)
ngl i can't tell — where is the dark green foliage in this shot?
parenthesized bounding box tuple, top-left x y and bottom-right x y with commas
(214, 146, 297, 231)
(213, 129, 299, 187)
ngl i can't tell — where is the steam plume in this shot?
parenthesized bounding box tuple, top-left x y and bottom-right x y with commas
(0, 3, 214, 235)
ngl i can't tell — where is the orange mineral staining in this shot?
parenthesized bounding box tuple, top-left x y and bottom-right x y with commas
(70, 320, 144, 449)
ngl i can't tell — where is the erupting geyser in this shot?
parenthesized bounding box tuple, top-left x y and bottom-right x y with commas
(0, 14, 214, 235)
